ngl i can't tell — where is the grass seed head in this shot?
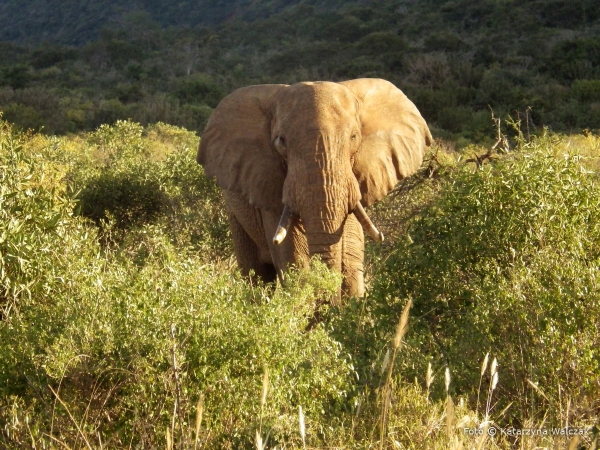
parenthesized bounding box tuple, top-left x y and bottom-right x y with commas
(299, 405, 306, 444)
(491, 371, 499, 391)
(426, 362, 435, 389)
(261, 369, 269, 407)
(480, 352, 490, 377)
(393, 299, 412, 349)
(255, 430, 264, 450)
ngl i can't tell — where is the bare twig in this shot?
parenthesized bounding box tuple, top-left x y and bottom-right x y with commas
(425, 148, 443, 179)
(43, 432, 73, 450)
(82, 367, 129, 441)
(170, 324, 184, 449)
(379, 299, 412, 449)
(389, 144, 444, 200)
(48, 385, 93, 450)
(194, 394, 204, 450)
(466, 108, 504, 168)
(50, 354, 91, 441)
(256, 369, 271, 450)
(525, 107, 531, 142)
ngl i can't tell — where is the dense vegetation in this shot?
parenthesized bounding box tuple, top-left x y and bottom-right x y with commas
(0, 0, 599, 141)
(1, 116, 598, 448)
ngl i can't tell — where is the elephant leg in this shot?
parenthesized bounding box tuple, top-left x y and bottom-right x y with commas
(223, 190, 277, 283)
(341, 214, 365, 297)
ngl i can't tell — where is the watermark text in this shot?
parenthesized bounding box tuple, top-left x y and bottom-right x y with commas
(463, 426, 590, 437)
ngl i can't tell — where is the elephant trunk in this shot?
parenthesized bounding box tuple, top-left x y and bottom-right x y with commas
(296, 178, 354, 305)
(276, 131, 379, 304)
(303, 210, 345, 305)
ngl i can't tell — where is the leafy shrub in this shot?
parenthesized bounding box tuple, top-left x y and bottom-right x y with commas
(0, 103, 45, 131)
(174, 73, 223, 108)
(0, 64, 31, 89)
(155, 132, 230, 255)
(336, 56, 385, 79)
(1, 246, 353, 448)
(0, 118, 86, 313)
(572, 79, 600, 102)
(369, 134, 600, 422)
(178, 103, 213, 132)
(537, 0, 588, 28)
(356, 31, 407, 55)
(78, 169, 166, 228)
(424, 32, 466, 52)
(73, 120, 229, 255)
(548, 38, 600, 82)
(76, 121, 166, 229)
(436, 106, 473, 133)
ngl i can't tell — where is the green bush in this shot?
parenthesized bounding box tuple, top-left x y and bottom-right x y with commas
(156, 133, 230, 255)
(369, 134, 600, 422)
(174, 73, 223, 108)
(0, 119, 85, 313)
(572, 79, 600, 102)
(436, 106, 473, 133)
(1, 246, 353, 448)
(78, 169, 166, 229)
(76, 121, 166, 230)
(0, 103, 45, 131)
(424, 32, 466, 52)
(73, 120, 229, 255)
(356, 31, 407, 54)
(548, 38, 600, 82)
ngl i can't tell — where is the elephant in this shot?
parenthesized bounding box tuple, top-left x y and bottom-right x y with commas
(197, 78, 432, 304)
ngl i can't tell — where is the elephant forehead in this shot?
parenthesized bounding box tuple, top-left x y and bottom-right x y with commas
(278, 82, 358, 121)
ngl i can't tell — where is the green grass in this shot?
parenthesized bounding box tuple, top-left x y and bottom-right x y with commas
(1, 117, 599, 448)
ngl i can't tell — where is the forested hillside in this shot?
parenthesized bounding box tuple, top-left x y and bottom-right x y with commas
(0, 0, 599, 141)
(0, 0, 311, 44)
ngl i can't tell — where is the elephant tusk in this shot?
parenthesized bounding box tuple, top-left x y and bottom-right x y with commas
(273, 205, 295, 245)
(353, 202, 384, 243)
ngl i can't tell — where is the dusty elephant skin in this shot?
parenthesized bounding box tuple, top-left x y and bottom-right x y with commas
(197, 78, 432, 304)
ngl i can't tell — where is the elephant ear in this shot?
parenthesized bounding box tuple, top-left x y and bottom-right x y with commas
(197, 84, 288, 211)
(341, 78, 433, 207)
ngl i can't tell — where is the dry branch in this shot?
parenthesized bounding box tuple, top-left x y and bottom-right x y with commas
(466, 109, 507, 168)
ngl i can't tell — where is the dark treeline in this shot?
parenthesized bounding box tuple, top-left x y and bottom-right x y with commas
(0, 0, 599, 142)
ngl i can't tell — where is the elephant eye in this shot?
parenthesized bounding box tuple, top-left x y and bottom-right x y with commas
(274, 136, 286, 151)
(351, 134, 357, 141)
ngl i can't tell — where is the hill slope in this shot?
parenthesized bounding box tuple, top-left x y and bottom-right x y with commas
(0, 0, 599, 138)
(0, 0, 346, 44)
(1, 0, 598, 45)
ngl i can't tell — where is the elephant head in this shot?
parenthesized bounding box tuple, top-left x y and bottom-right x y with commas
(197, 78, 432, 299)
